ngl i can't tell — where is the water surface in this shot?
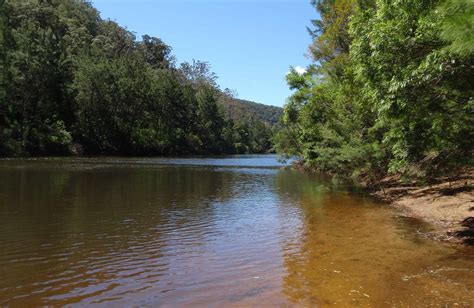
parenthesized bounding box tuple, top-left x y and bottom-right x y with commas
(0, 155, 473, 306)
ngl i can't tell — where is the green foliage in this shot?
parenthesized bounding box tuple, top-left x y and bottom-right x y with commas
(0, 0, 276, 156)
(439, 0, 474, 56)
(218, 95, 283, 126)
(276, 0, 473, 182)
(0, 0, 7, 138)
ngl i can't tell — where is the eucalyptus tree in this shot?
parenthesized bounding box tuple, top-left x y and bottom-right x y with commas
(275, 0, 473, 182)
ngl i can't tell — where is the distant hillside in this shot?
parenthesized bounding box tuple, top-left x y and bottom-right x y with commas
(219, 98, 283, 126)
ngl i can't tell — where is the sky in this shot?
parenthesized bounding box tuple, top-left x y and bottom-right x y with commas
(92, 0, 317, 107)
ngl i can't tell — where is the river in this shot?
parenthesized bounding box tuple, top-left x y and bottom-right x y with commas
(0, 155, 472, 306)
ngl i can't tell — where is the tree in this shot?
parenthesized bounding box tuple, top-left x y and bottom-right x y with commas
(179, 60, 218, 88)
(1, 0, 277, 157)
(275, 0, 473, 182)
(137, 35, 174, 69)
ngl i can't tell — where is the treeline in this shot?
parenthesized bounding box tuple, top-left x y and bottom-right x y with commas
(219, 96, 283, 126)
(0, 0, 275, 156)
(275, 0, 473, 182)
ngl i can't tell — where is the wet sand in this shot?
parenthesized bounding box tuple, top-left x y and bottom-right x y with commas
(373, 169, 474, 245)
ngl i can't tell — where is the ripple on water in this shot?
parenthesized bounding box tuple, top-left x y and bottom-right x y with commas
(0, 157, 473, 306)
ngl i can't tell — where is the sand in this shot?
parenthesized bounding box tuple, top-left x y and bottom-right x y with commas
(373, 169, 474, 245)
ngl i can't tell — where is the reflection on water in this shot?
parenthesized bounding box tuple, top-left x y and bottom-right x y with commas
(0, 155, 472, 306)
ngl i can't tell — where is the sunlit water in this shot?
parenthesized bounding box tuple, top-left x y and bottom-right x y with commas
(0, 155, 472, 306)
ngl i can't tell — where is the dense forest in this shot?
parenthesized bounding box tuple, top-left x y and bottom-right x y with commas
(275, 0, 473, 183)
(219, 97, 283, 126)
(0, 0, 279, 156)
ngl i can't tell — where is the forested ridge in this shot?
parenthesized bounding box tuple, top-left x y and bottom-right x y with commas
(219, 97, 283, 126)
(0, 0, 279, 156)
(275, 0, 473, 183)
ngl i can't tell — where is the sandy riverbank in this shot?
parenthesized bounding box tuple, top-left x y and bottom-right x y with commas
(290, 161, 474, 245)
(372, 169, 473, 245)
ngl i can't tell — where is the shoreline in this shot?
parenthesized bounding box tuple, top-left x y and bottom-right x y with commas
(2, 155, 472, 244)
(292, 162, 474, 245)
(371, 170, 473, 245)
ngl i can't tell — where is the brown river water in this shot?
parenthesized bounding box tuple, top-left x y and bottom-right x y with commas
(0, 155, 473, 306)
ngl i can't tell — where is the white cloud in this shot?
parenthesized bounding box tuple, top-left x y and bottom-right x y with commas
(289, 66, 306, 76)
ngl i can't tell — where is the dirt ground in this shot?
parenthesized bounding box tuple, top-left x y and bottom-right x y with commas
(372, 169, 474, 245)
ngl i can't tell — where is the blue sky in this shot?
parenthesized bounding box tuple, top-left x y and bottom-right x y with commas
(92, 0, 317, 107)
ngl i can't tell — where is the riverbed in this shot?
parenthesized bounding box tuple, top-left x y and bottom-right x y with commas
(0, 155, 473, 306)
